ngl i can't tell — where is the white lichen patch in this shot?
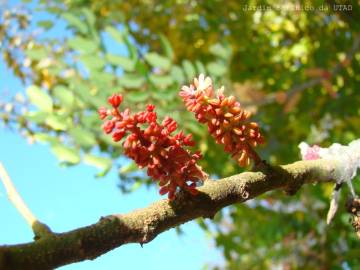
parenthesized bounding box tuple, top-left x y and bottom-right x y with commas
(299, 139, 360, 224)
(299, 139, 360, 189)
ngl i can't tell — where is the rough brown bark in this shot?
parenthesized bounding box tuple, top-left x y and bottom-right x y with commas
(0, 159, 343, 269)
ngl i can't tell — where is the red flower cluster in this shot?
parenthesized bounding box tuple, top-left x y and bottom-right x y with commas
(180, 74, 264, 166)
(99, 94, 207, 200)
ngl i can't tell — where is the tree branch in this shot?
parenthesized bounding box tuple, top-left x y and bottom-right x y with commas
(0, 159, 344, 269)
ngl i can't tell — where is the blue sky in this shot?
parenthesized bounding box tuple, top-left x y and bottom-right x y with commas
(0, 1, 223, 269)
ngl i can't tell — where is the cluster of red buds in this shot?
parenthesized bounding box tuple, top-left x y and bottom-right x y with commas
(99, 94, 207, 200)
(180, 74, 264, 166)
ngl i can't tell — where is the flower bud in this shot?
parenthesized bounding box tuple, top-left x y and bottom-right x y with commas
(108, 94, 123, 107)
(98, 107, 108, 120)
(103, 120, 115, 134)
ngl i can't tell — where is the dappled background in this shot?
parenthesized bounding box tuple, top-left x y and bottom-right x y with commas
(1, 0, 360, 268)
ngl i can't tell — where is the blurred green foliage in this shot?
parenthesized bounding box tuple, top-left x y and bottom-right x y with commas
(1, 0, 359, 268)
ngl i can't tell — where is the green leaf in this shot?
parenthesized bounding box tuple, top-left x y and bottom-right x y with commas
(53, 85, 75, 108)
(159, 34, 174, 60)
(62, 12, 87, 34)
(69, 127, 96, 148)
(182, 60, 196, 81)
(80, 54, 106, 70)
(26, 85, 53, 112)
(25, 48, 48, 60)
(126, 91, 150, 103)
(135, 60, 149, 76)
(91, 72, 114, 90)
(119, 74, 145, 88)
(149, 74, 173, 88)
(121, 27, 138, 60)
(72, 82, 91, 103)
(37, 20, 54, 30)
(33, 133, 58, 144)
(81, 113, 101, 128)
(68, 37, 97, 54)
(129, 181, 143, 192)
(144, 52, 171, 71)
(81, 8, 96, 26)
(209, 43, 231, 60)
(25, 111, 48, 123)
(195, 61, 206, 74)
(170, 65, 185, 84)
(207, 61, 227, 77)
(185, 119, 204, 136)
(105, 26, 124, 44)
(291, 43, 307, 58)
(152, 88, 177, 101)
(100, 134, 120, 147)
(45, 115, 68, 131)
(51, 145, 80, 164)
(106, 53, 135, 72)
(119, 162, 138, 174)
(83, 154, 112, 177)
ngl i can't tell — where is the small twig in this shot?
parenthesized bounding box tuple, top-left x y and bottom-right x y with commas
(0, 162, 52, 239)
(0, 162, 37, 226)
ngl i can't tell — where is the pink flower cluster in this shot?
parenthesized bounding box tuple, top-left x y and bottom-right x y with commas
(99, 94, 207, 200)
(180, 74, 264, 166)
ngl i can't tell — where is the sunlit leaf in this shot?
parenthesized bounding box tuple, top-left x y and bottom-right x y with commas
(119, 162, 138, 174)
(152, 88, 177, 101)
(81, 8, 95, 26)
(105, 26, 124, 44)
(144, 52, 171, 71)
(69, 127, 96, 148)
(126, 91, 150, 102)
(68, 37, 97, 54)
(83, 154, 112, 177)
(53, 85, 75, 108)
(36, 20, 53, 30)
(159, 34, 174, 60)
(25, 48, 48, 60)
(33, 133, 58, 144)
(182, 60, 196, 81)
(106, 53, 135, 71)
(209, 43, 231, 60)
(62, 12, 87, 34)
(51, 144, 80, 164)
(195, 61, 206, 74)
(45, 115, 68, 131)
(170, 65, 185, 84)
(26, 85, 53, 112)
(149, 74, 173, 88)
(25, 111, 48, 123)
(119, 74, 145, 88)
(207, 61, 227, 77)
(80, 54, 106, 70)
